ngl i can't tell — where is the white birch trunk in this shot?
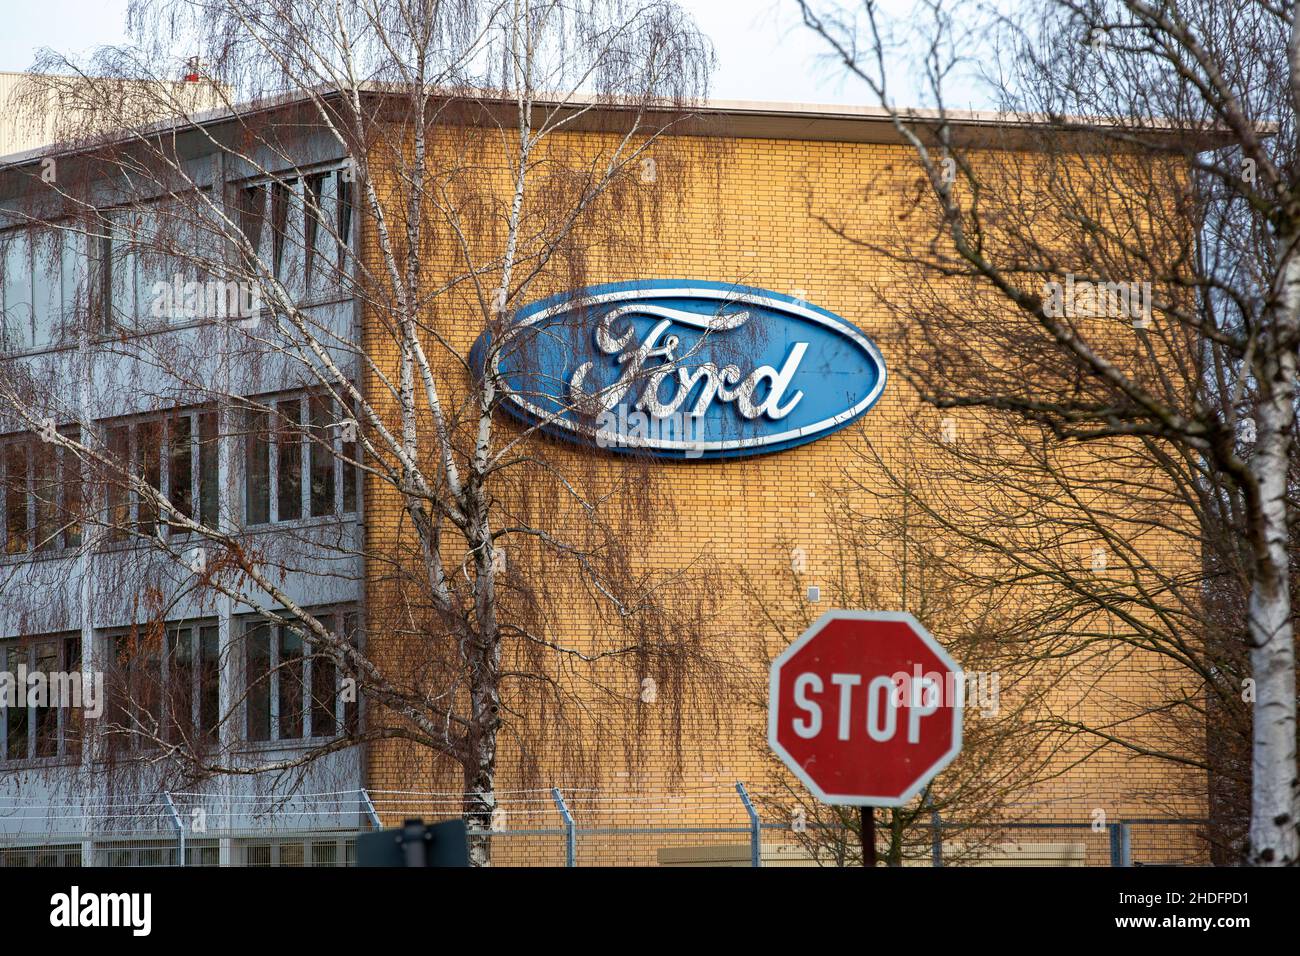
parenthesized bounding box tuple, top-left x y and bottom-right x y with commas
(1247, 234, 1300, 865)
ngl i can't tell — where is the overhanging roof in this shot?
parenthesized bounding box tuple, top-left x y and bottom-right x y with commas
(0, 82, 1240, 174)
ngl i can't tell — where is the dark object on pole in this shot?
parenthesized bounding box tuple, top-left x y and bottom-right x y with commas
(357, 817, 470, 867)
(861, 806, 876, 867)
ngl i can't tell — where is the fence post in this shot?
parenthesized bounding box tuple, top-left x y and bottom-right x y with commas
(551, 788, 576, 867)
(735, 782, 761, 868)
(359, 789, 382, 829)
(930, 808, 943, 867)
(163, 792, 185, 867)
(1109, 822, 1132, 867)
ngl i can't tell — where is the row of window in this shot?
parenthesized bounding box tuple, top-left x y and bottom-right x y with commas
(0, 390, 361, 556)
(242, 612, 361, 744)
(0, 609, 361, 764)
(0, 844, 84, 868)
(236, 170, 354, 293)
(0, 227, 82, 351)
(0, 167, 354, 353)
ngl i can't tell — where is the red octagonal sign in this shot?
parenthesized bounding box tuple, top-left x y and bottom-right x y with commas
(768, 610, 963, 806)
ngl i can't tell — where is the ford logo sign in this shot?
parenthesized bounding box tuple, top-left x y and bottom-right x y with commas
(471, 280, 887, 459)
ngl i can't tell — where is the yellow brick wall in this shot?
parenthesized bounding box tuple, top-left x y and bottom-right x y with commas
(359, 126, 1207, 858)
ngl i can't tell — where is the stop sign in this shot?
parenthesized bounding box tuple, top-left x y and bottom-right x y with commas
(768, 610, 963, 806)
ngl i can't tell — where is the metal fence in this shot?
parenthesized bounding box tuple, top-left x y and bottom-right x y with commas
(0, 785, 1207, 867)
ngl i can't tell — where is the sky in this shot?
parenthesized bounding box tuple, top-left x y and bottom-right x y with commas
(0, 0, 949, 108)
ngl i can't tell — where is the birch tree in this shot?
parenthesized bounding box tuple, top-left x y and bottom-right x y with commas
(797, 0, 1299, 864)
(0, 0, 722, 864)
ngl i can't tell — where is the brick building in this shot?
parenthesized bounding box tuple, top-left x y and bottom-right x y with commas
(0, 89, 1206, 865)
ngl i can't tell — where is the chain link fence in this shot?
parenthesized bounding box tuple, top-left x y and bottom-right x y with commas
(0, 785, 1207, 867)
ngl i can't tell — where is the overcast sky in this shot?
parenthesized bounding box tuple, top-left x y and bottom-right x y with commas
(0, 0, 959, 108)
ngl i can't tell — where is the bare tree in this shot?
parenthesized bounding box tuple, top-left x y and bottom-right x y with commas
(0, 0, 735, 864)
(740, 460, 1067, 866)
(847, 416, 1223, 855)
(796, 0, 1298, 864)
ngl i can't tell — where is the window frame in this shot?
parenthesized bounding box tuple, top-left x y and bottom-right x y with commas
(243, 391, 359, 528)
(0, 633, 82, 765)
(91, 192, 213, 335)
(162, 621, 222, 745)
(102, 618, 219, 753)
(240, 608, 360, 746)
(233, 164, 354, 307)
(99, 407, 217, 545)
(0, 222, 86, 354)
(0, 427, 83, 556)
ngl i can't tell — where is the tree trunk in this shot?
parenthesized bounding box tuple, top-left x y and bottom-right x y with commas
(1245, 266, 1300, 864)
(887, 808, 904, 867)
(464, 508, 503, 868)
(463, 747, 497, 867)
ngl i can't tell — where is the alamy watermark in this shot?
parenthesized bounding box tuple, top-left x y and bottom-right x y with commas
(1042, 274, 1152, 328)
(50, 886, 151, 936)
(594, 404, 706, 458)
(149, 274, 261, 325)
(0, 666, 103, 719)
(884, 666, 1002, 718)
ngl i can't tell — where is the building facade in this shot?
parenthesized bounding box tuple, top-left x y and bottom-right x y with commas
(0, 91, 1207, 865)
(0, 114, 367, 864)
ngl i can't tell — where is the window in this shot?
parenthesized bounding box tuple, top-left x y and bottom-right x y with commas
(99, 840, 217, 867)
(3, 443, 28, 555)
(278, 623, 304, 740)
(242, 610, 359, 744)
(237, 183, 267, 257)
(135, 419, 162, 535)
(169, 416, 193, 520)
(304, 171, 352, 290)
(304, 173, 324, 286)
(103, 844, 168, 867)
(106, 626, 162, 751)
(234, 168, 352, 302)
(164, 623, 221, 744)
(0, 634, 82, 763)
(308, 393, 335, 517)
(270, 179, 295, 282)
(336, 174, 353, 272)
(197, 411, 219, 526)
(91, 211, 135, 331)
(244, 393, 359, 526)
(91, 197, 208, 332)
(244, 407, 271, 526)
(105, 424, 130, 541)
(168, 410, 219, 531)
(238, 838, 354, 867)
(102, 409, 217, 542)
(245, 620, 271, 742)
(0, 844, 82, 867)
(276, 398, 303, 521)
(1, 429, 82, 555)
(106, 619, 220, 753)
(186, 843, 220, 867)
(0, 226, 85, 352)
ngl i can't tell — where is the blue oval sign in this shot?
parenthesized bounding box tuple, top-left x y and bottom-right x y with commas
(473, 280, 887, 459)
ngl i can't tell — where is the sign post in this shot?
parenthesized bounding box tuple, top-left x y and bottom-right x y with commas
(861, 807, 875, 867)
(768, 610, 963, 864)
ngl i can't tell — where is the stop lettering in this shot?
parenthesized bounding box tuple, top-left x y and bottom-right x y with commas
(768, 610, 964, 806)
